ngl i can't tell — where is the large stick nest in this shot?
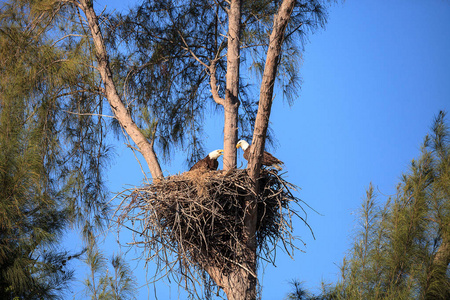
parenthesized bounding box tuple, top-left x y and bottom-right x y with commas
(116, 168, 310, 292)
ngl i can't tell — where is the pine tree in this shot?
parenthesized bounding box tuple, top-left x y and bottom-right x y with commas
(324, 111, 450, 300)
(108, 0, 330, 167)
(0, 69, 72, 298)
(0, 0, 112, 297)
(83, 229, 137, 300)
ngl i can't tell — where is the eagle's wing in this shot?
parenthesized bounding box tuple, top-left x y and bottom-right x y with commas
(262, 151, 284, 170)
(189, 157, 207, 171)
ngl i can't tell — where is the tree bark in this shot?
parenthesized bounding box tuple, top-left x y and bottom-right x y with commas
(222, 0, 241, 171)
(222, 265, 257, 300)
(204, 249, 257, 300)
(239, 1, 297, 299)
(247, 0, 296, 180)
(77, 0, 163, 179)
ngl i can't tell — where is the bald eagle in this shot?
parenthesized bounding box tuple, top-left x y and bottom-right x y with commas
(236, 140, 284, 170)
(189, 149, 224, 171)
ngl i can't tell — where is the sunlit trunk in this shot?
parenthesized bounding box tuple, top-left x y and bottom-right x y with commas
(223, 0, 241, 171)
(78, 0, 163, 179)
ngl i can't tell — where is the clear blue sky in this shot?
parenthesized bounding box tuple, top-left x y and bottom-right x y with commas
(66, 0, 450, 298)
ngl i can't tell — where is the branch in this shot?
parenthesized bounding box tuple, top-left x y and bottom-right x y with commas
(57, 87, 106, 98)
(177, 29, 225, 107)
(177, 31, 209, 69)
(63, 110, 115, 119)
(51, 33, 87, 46)
(77, 0, 163, 179)
(209, 59, 225, 105)
(284, 22, 303, 41)
(247, 0, 296, 180)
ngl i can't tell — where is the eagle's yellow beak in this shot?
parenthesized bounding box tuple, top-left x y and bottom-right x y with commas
(236, 143, 240, 149)
(219, 150, 224, 155)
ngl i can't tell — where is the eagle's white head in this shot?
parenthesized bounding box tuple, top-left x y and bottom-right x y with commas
(208, 149, 224, 159)
(236, 140, 250, 151)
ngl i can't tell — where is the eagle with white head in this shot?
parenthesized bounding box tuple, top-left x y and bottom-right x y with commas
(189, 149, 224, 171)
(236, 140, 284, 170)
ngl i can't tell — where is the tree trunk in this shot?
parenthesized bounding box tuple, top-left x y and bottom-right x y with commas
(240, 1, 296, 299)
(222, 263, 257, 300)
(223, 0, 241, 171)
(247, 0, 296, 180)
(221, 2, 258, 299)
(77, 0, 163, 179)
(204, 247, 257, 300)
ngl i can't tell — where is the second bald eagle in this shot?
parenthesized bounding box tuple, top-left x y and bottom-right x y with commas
(236, 140, 284, 170)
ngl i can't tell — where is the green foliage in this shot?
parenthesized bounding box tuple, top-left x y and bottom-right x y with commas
(83, 233, 108, 300)
(1, 0, 111, 230)
(323, 111, 450, 300)
(83, 231, 137, 300)
(107, 255, 137, 300)
(0, 49, 72, 299)
(105, 0, 335, 166)
(0, 0, 113, 296)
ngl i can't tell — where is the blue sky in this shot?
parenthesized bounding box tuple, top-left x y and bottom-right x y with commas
(66, 0, 450, 298)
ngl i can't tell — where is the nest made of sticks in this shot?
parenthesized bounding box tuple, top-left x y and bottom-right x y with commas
(116, 168, 310, 289)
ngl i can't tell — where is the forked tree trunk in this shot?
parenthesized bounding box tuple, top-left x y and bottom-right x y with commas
(77, 0, 163, 179)
(210, 0, 297, 299)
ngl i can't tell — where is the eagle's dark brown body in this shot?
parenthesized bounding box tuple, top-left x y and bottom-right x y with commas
(189, 150, 223, 171)
(243, 147, 284, 170)
(189, 156, 219, 171)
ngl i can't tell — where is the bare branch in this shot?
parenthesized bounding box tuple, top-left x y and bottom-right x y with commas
(77, 0, 163, 179)
(177, 31, 209, 70)
(209, 59, 225, 105)
(63, 110, 115, 118)
(284, 22, 303, 41)
(51, 33, 87, 46)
